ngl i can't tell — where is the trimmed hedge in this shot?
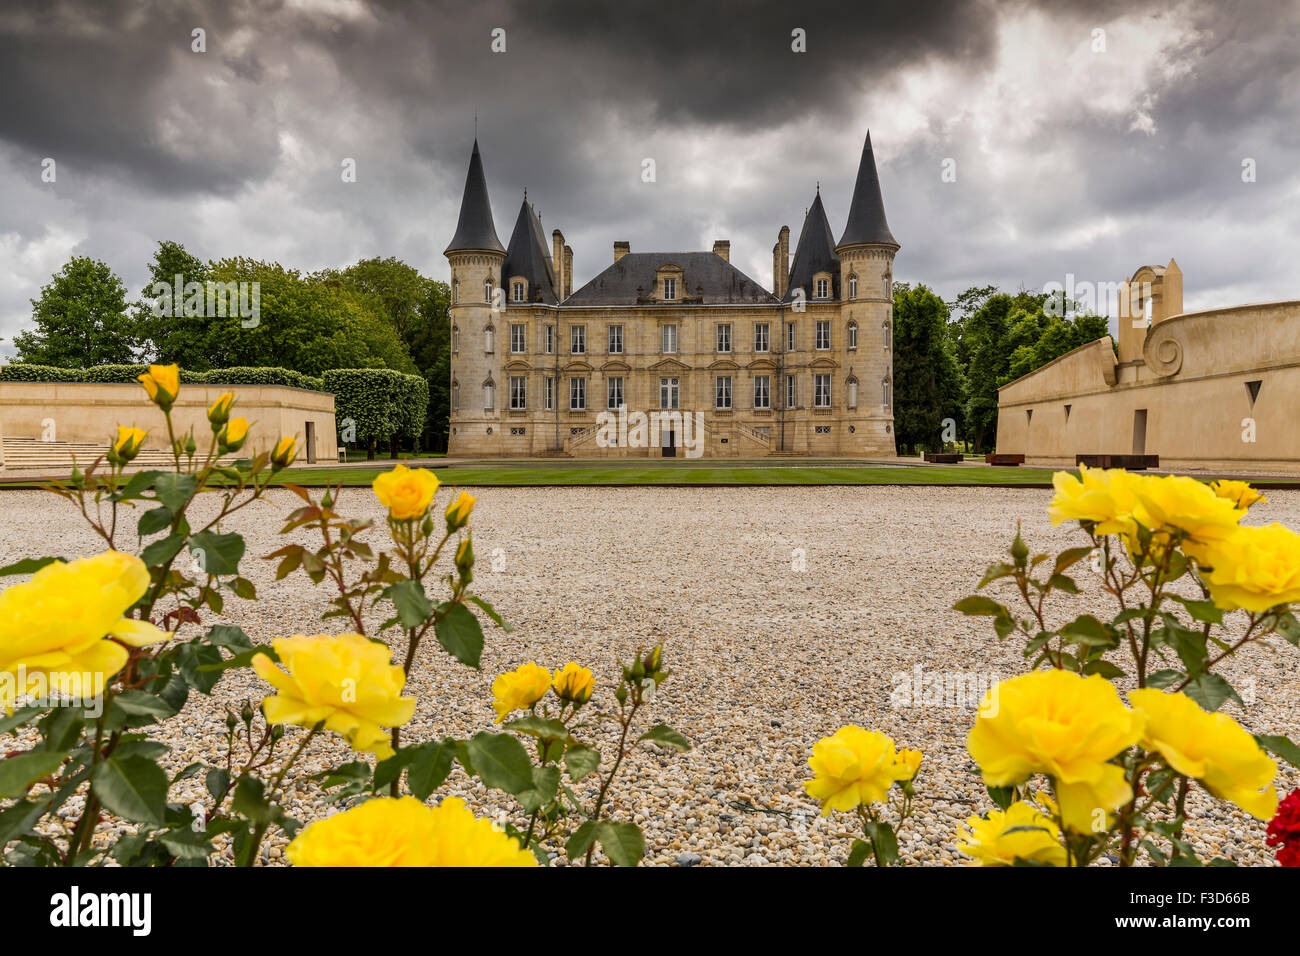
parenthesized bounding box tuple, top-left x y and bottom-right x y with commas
(323, 368, 429, 443)
(0, 363, 323, 391)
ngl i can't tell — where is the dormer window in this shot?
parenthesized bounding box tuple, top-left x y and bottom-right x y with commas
(813, 273, 831, 300)
(848, 275, 858, 299)
(664, 277, 677, 300)
(512, 280, 525, 303)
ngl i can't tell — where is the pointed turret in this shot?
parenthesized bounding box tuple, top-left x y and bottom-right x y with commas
(501, 198, 559, 304)
(783, 190, 840, 302)
(444, 139, 505, 254)
(837, 131, 897, 250)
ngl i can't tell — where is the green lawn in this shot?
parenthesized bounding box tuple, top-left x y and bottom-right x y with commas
(266, 462, 1063, 487)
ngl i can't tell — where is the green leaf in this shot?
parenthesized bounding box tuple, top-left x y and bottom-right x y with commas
(0, 704, 49, 735)
(137, 506, 173, 537)
(140, 532, 187, 568)
(1061, 614, 1117, 648)
(1082, 659, 1126, 679)
(189, 530, 246, 576)
(1183, 673, 1241, 712)
(111, 469, 162, 501)
(110, 689, 180, 726)
(1255, 734, 1300, 769)
(1053, 546, 1096, 576)
(406, 740, 456, 801)
(0, 799, 50, 845)
(0, 751, 65, 798)
(92, 755, 169, 825)
(434, 602, 484, 669)
(153, 472, 198, 512)
(205, 624, 254, 652)
(503, 716, 570, 742)
(566, 820, 597, 859)
(517, 765, 561, 813)
(468, 595, 514, 632)
(0, 556, 64, 577)
(1168, 595, 1223, 625)
(385, 579, 433, 629)
(596, 820, 645, 867)
(564, 745, 601, 782)
(864, 820, 900, 866)
(846, 838, 872, 867)
(231, 776, 273, 823)
(206, 767, 230, 802)
(953, 595, 1008, 616)
(465, 732, 533, 794)
(638, 724, 691, 752)
(176, 642, 224, 693)
(1146, 670, 1184, 690)
(987, 784, 1015, 811)
(976, 562, 1016, 590)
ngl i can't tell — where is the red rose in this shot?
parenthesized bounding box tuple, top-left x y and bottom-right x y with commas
(1266, 789, 1300, 866)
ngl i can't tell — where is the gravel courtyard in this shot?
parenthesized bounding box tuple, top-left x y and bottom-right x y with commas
(3, 484, 1297, 865)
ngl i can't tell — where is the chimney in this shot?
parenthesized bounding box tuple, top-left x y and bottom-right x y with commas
(773, 225, 790, 298)
(613, 241, 630, 262)
(712, 240, 730, 262)
(563, 245, 573, 298)
(552, 229, 564, 274)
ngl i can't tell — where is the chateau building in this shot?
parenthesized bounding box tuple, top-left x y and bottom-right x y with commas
(444, 133, 899, 457)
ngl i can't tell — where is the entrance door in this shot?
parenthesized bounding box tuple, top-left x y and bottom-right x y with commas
(304, 421, 316, 463)
(1132, 409, 1147, 456)
(662, 427, 676, 458)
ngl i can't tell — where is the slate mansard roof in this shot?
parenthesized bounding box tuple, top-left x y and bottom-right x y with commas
(783, 191, 840, 303)
(565, 252, 780, 307)
(444, 139, 505, 255)
(502, 199, 559, 304)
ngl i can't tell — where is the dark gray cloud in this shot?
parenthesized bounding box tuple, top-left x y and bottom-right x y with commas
(1, 0, 1298, 353)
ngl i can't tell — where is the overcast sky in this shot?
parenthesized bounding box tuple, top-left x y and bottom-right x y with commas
(1, 0, 1298, 354)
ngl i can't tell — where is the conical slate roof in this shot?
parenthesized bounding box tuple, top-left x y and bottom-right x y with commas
(502, 198, 559, 304)
(837, 131, 897, 249)
(444, 139, 505, 255)
(783, 191, 840, 303)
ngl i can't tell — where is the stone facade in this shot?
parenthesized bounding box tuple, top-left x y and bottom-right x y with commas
(444, 134, 900, 458)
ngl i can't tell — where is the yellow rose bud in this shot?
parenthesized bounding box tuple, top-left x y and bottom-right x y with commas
(956, 801, 1066, 867)
(111, 425, 147, 464)
(286, 796, 535, 867)
(967, 670, 1142, 832)
(207, 391, 235, 428)
(1209, 479, 1266, 510)
(271, 435, 298, 470)
(445, 490, 477, 532)
(218, 416, 251, 454)
(551, 662, 595, 706)
(491, 662, 552, 723)
(893, 748, 924, 781)
(1198, 523, 1300, 612)
(1129, 689, 1278, 819)
(137, 363, 180, 410)
(0, 551, 171, 712)
(252, 633, 416, 758)
(372, 463, 441, 521)
(804, 725, 909, 815)
(455, 535, 474, 578)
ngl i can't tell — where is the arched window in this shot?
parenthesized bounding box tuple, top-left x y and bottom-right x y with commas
(452, 325, 460, 353)
(452, 379, 460, 411)
(484, 324, 494, 353)
(882, 376, 891, 408)
(848, 275, 858, 299)
(847, 376, 859, 409)
(882, 320, 891, 350)
(847, 321, 858, 350)
(883, 273, 892, 298)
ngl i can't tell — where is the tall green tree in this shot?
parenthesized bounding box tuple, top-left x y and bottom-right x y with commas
(892, 283, 957, 454)
(14, 256, 135, 367)
(133, 240, 215, 367)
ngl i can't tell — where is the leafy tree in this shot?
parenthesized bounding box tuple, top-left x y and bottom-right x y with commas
(892, 283, 956, 454)
(14, 257, 135, 367)
(133, 241, 215, 367)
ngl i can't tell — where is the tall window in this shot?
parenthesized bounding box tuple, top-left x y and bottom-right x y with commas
(815, 277, 829, 299)
(659, 377, 679, 409)
(484, 278, 493, 303)
(607, 376, 624, 409)
(510, 323, 526, 353)
(753, 374, 770, 409)
(815, 320, 830, 350)
(814, 374, 831, 407)
(662, 324, 678, 354)
(544, 377, 554, 411)
(570, 325, 586, 354)
(543, 325, 554, 354)
(786, 322, 796, 352)
(569, 377, 586, 410)
(663, 277, 677, 300)
(452, 380, 459, 411)
(452, 279, 458, 304)
(715, 375, 732, 409)
(716, 323, 732, 353)
(483, 380, 495, 410)
(509, 376, 526, 410)
(785, 374, 796, 409)
(753, 323, 769, 352)
(884, 274, 892, 298)
(484, 325, 494, 353)
(847, 321, 858, 350)
(608, 324, 623, 354)
(452, 325, 460, 353)
(882, 377, 891, 407)
(512, 281, 525, 303)
(848, 275, 858, 299)
(847, 378, 858, 408)
(883, 320, 891, 350)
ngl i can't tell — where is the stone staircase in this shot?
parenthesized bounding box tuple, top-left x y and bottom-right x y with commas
(1, 437, 206, 474)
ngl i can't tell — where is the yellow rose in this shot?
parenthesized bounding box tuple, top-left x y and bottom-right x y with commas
(112, 425, 147, 463)
(445, 490, 477, 531)
(1198, 523, 1300, 612)
(0, 551, 170, 712)
(1129, 689, 1278, 819)
(967, 670, 1142, 831)
(218, 416, 250, 454)
(137, 364, 180, 409)
(957, 800, 1067, 867)
(271, 435, 298, 470)
(1131, 474, 1245, 562)
(804, 725, 909, 815)
(252, 634, 416, 758)
(491, 661, 552, 723)
(893, 747, 923, 781)
(1210, 479, 1266, 510)
(1048, 465, 1145, 537)
(286, 796, 536, 867)
(372, 463, 441, 520)
(552, 662, 594, 706)
(207, 392, 235, 427)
